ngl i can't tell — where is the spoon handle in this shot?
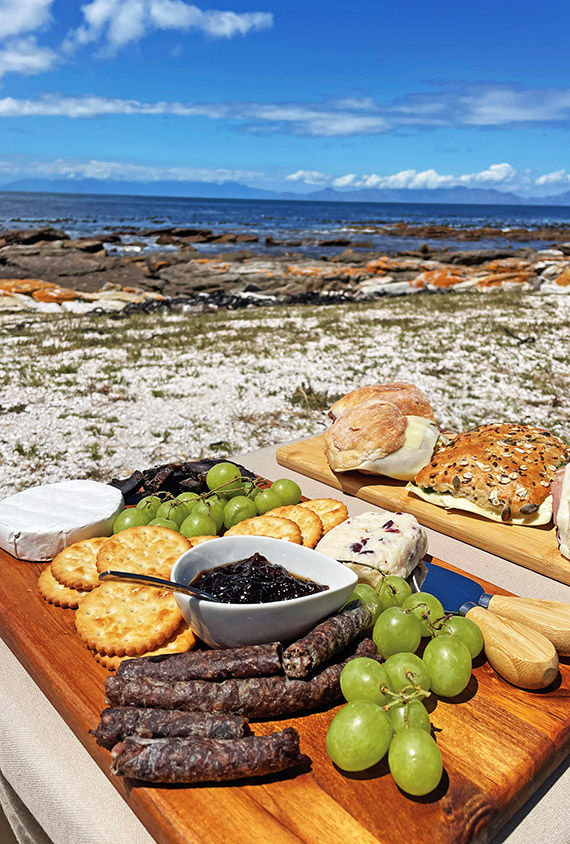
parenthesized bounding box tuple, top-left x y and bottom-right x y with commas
(98, 569, 221, 602)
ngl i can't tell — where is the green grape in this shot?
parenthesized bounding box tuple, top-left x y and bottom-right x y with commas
(255, 488, 283, 515)
(344, 584, 382, 622)
(156, 499, 189, 528)
(372, 607, 421, 658)
(326, 701, 393, 772)
(388, 700, 431, 734)
(376, 575, 412, 610)
(180, 513, 218, 538)
(223, 496, 258, 529)
(269, 478, 302, 506)
(422, 635, 472, 697)
(206, 496, 225, 533)
(440, 615, 484, 658)
(206, 462, 242, 495)
(388, 729, 443, 795)
(189, 500, 210, 518)
(384, 652, 431, 694)
(177, 492, 200, 504)
(148, 517, 179, 531)
(339, 657, 391, 705)
(136, 495, 162, 519)
(112, 508, 149, 533)
(401, 592, 445, 636)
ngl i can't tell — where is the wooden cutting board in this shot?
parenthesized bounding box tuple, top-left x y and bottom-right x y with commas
(276, 435, 570, 586)
(1, 546, 569, 844)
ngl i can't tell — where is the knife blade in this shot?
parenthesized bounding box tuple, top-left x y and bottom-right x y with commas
(422, 558, 570, 656)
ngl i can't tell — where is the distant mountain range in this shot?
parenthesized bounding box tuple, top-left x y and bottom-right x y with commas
(2, 177, 570, 206)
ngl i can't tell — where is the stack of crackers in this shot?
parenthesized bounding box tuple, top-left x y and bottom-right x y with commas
(37, 498, 348, 669)
(38, 526, 196, 670)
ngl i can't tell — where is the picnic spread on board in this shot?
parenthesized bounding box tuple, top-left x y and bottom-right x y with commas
(1, 381, 569, 844)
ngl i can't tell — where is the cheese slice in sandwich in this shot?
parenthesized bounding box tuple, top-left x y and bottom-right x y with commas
(411, 423, 570, 526)
(324, 400, 439, 482)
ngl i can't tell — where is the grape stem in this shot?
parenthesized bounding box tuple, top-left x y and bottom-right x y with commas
(379, 682, 431, 711)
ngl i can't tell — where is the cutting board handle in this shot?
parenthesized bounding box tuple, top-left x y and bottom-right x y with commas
(479, 595, 570, 657)
(463, 605, 559, 689)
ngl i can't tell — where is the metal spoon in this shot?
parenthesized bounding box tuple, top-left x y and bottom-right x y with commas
(98, 569, 222, 602)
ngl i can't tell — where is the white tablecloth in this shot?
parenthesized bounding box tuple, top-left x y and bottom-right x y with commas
(1, 445, 569, 844)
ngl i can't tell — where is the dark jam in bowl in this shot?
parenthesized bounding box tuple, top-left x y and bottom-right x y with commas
(190, 552, 329, 604)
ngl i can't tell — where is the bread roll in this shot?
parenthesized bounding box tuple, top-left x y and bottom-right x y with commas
(329, 382, 434, 422)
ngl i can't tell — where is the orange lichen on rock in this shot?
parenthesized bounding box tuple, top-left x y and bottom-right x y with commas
(554, 268, 570, 286)
(32, 286, 80, 302)
(423, 268, 465, 289)
(0, 278, 56, 294)
(366, 257, 397, 273)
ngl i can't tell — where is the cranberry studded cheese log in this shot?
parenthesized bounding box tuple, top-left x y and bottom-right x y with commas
(410, 423, 570, 525)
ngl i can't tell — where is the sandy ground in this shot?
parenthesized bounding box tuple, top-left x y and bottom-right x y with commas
(1, 290, 569, 495)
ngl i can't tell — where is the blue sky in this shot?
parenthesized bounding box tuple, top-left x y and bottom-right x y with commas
(0, 0, 569, 196)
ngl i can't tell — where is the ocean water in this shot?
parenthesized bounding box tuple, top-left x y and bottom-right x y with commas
(1, 191, 569, 256)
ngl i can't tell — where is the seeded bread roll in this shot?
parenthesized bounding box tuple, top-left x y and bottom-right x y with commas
(410, 423, 570, 524)
(329, 383, 435, 422)
(324, 401, 440, 481)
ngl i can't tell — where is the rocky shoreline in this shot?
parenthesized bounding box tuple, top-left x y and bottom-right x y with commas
(1, 224, 569, 314)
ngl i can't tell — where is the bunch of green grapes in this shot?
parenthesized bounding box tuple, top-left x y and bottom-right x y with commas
(111, 462, 302, 538)
(326, 580, 484, 796)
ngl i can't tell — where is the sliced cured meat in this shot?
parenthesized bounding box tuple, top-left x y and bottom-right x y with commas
(281, 602, 374, 679)
(110, 728, 307, 783)
(91, 707, 249, 749)
(115, 642, 282, 683)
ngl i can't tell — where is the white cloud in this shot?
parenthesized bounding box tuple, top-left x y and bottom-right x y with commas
(285, 163, 554, 193)
(0, 0, 53, 39)
(0, 156, 262, 183)
(66, 0, 273, 50)
(0, 37, 56, 79)
(286, 170, 329, 185)
(535, 169, 570, 186)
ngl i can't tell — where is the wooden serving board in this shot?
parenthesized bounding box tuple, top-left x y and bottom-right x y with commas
(277, 435, 570, 586)
(1, 548, 569, 844)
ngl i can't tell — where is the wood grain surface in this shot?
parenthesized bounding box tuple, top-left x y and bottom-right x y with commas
(0, 544, 569, 844)
(276, 435, 570, 586)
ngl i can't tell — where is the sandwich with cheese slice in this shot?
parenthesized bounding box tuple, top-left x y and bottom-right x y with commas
(324, 399, 440, 482)
(409, 423, 570, 525)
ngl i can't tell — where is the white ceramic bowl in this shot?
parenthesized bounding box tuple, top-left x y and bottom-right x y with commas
(170, 535, 358, 648)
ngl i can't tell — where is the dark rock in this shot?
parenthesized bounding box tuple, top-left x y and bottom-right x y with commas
(61, 238, 106, 253)
(448, 249, 518, 266)
(318, 238, 352, 247)
(235, 234, 259, 243)
(0, 227, 69, 247)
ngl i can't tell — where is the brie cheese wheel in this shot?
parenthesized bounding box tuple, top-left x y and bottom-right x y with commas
(357, 417, 440, 481)
(407, 484, 552, 526)
(0, 480, 124, 561)
(315, 509, 427, 588)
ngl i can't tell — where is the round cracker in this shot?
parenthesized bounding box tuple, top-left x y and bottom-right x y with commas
(38, 565, 90, 609)
(96, 525, 191, 580)
(298, 499, 348, 534)
(92, 623, 196, 670)
(51, 536, 111, 591)
(75, 581, 184, 656)
(224, 515, 301, 543)
(266, 504, 323, 548)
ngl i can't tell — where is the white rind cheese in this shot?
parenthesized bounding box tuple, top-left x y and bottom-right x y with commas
(357, 416, 440, 481)
(315, 509, 427, 588)
(406, 484, 552, 526)
(0, 480, 124, 561)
